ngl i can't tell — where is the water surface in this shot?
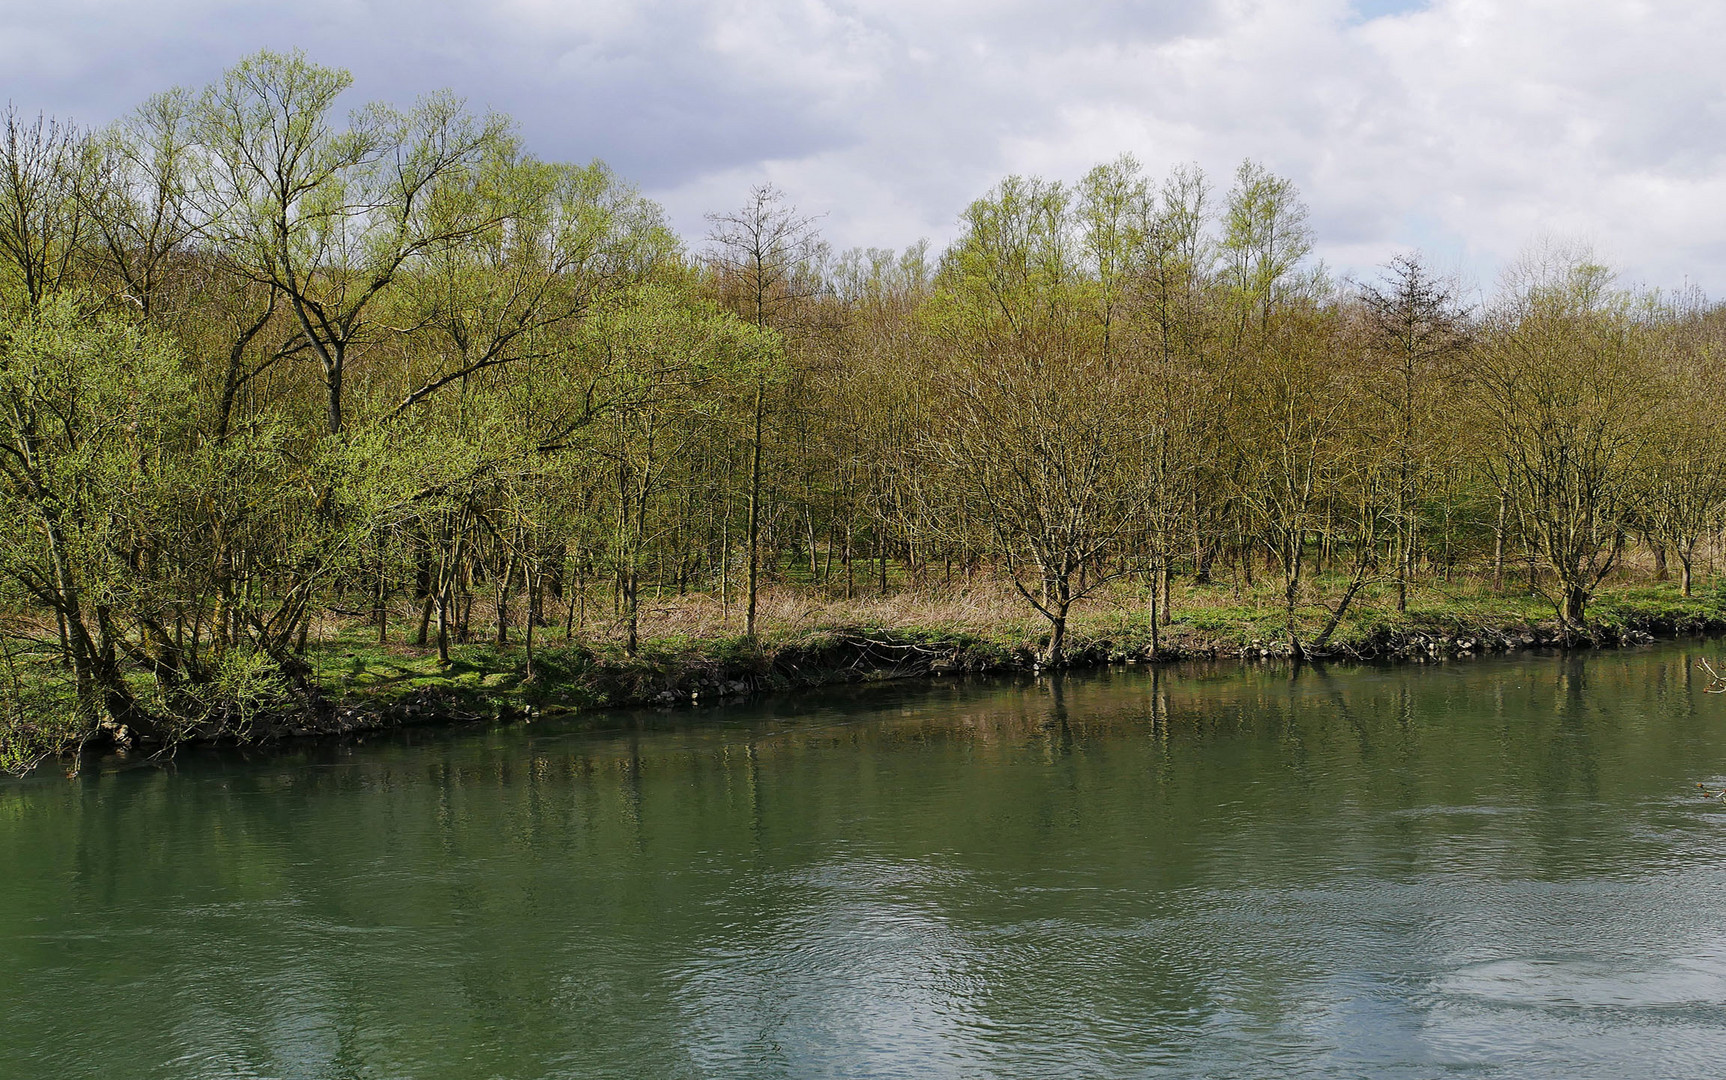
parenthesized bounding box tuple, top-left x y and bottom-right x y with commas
(5, 644, 1726, 1078)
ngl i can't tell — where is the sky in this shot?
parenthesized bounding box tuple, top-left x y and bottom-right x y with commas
(3, 0, 1723, 297)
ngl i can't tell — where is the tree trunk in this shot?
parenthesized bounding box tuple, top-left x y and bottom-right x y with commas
(435, 582, 453, 666)
(624, 568, 639, 658)
(323, 353, 344, 437)
(415, 594, 433, 648)
(805, 511, 819, 583)
(719, 506, 731, 612)
(1491, 491, 1507, 593)
(1562, 583, 1588, 633)
(374, 543, 389, 646)
(844, 523, 854, 600)
(1283, 543, 1305, 658)
(1313, 561, 1370, 651)
(745, 379, 765, 638)
(524, 565, 538, 682)
(1394, 489, 1409, 614)
(457, 555, 474, 643)
(1194, 538, 1213, 585)
(495, 549, 516, 645)
(1148, 565, 1160, 659)
(1046, 612, 1067, 667)
(54, 605, 70, 670)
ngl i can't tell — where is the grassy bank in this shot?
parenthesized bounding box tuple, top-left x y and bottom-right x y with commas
(8, 575, 1726, 771)
(279, 576, 1726, 740)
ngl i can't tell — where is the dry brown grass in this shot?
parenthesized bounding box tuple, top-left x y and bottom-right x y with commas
(295, 549, 1726, 655)
(572, 580, 1039, 643)
(295, 580, 1044, 651)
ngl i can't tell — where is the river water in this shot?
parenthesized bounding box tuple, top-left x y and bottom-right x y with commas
(5, 644, 1726, 1078)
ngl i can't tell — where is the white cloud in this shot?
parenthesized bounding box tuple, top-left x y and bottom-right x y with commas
(0, 0, 1721, 291)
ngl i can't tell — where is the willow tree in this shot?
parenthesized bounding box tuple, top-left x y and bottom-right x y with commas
(79, 90, 205, 322)
(1131, 164, 1210, 587)
(1220, 159, 1314, 336)
(387, 158, 676, 422)
(195, 49, 513, 437)
(1641, 406, 1726, 597)
(826, 242, 937, 598)
(1214, 164, 1359, 654)
(0, 295, 313, 745)
(1226, 302, 1358, 656)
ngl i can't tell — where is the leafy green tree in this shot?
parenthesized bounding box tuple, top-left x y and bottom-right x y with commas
(1220, 159, 1315, 335)
(585, 286, 772, 653)
(923, 174, 1153, 663)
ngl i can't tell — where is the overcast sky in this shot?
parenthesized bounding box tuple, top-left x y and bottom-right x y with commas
(3, 0, 1722, 295)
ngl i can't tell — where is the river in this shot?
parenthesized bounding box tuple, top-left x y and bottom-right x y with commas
(5, 643, 1726, 1078)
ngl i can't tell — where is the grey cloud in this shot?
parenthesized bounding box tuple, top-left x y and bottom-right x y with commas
(0, 0, 1721, 292)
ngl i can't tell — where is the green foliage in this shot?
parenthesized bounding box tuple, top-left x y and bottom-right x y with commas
(0, 639, 83, 774)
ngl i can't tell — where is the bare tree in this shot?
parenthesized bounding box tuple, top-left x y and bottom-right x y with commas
(1359, 253, 1470, 611)
(705, 183, 824, 636)
(1473, 255, 1656, 631)
(0, 107, 90, 307)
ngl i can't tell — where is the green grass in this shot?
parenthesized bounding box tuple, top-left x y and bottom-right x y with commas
(1069, 576, 1726, 658)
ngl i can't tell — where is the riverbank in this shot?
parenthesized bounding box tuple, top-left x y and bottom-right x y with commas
(9, 578, 1726, 769)
(266, 580, 1726, 742)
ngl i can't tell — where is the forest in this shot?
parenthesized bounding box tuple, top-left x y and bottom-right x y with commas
(3, 49, 1723, 766)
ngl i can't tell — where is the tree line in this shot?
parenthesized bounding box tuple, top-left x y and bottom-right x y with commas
(2, 49, 1723, 746)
